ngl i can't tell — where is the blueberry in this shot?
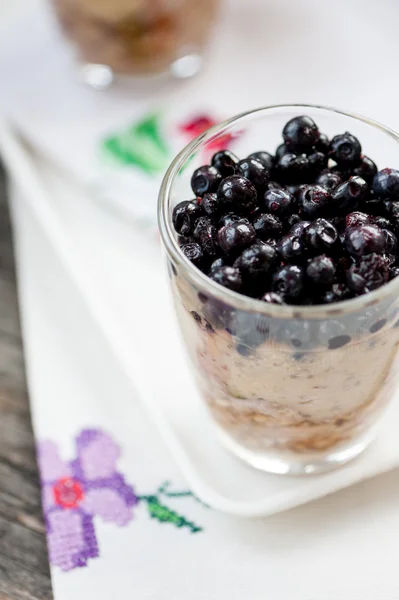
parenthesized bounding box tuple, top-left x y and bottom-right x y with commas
(316, 133, 329, 154)
(193, 217, 219, 257)
(282, 115, 320, 152)
(277, 152, 309, 184)
(233, 312, 272, 354)
(287, 213, 302, 230)
(181, 242, 206, 269)
(262, 237, 279, 250)
(345, 211, 370, 229)
(191, 165, 222, 196)
(217, 175, 257, 212)
(211, 150, 238, 177)
(172, 200, 202, 235)
(202, 299, 233, 330)
(209, 266, 242, 292)
(237, 158, 269, 191)
(344, 225, 385, 258)
(352, 155, 377, 183)
(346, 253, 390, 294)
(328, 335, 351, 350)
(369, 319, 387, 333)
(315, 170, 342, 192)
(373, 168, 399, 199)
(304, 218, 339, 254)
(330, 176, 368, 213)
(201, 193, 222, 218)
(275, 143, 289, 160)
(253, 212, 283, 239)
(329, 132, 362, 164)
(218, 221, 256, 255)
(272, 265, 305, 301)
(286, 184, 307, 199)
(218, 213, 249, 228)
(389, 265, 399, 280)
(320, 282, 352, 304)
(209, 257, 225, 272)
(306, 255, 336, 287)
(234, 243, 278, 281)
(382, 228, 398, 254)
(264, 188, 296, 217)
(330, 216, 346, 232)
(298, 184, 331, 218)
(308, 151, 328, 174)
(384, 199, 399, 218)
(265, 181, 283, 192)
(262, 292, 285, 305)
(278, 234, 307, 265)
(362, 196, 385, 216)
(290, 220, 311, 237)
(371, 215, 391, 230)
(248, 151, 274, 171)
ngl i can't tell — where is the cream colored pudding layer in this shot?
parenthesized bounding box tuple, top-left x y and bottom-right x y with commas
(172, 273, 399, 455)
(52, 0, 218, 74)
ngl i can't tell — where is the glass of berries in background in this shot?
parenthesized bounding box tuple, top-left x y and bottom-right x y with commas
(158, 105, 399, 475)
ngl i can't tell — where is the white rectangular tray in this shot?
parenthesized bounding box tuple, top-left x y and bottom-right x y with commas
(2, 120, 399, 517)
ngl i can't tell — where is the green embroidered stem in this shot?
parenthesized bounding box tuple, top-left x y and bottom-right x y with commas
(158, 481, 193, 498)
(158, 481, 209, 508)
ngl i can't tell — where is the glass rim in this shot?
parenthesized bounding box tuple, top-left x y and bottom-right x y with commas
(158, 103, 399, 319)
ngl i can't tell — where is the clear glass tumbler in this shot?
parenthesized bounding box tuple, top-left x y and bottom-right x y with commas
(158, 104, 399, 475)
(51, 0, 219, 87)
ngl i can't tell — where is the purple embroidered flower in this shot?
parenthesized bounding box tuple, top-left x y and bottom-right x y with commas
(37, 430, 138, 572)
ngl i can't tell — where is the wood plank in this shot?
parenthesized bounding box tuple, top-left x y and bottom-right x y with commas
(0, 162, 53, 599)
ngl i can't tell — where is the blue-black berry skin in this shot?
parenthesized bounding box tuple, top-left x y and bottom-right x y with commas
(298, 185, 331, 219)
(306, 255, 336, 287)
(253, 213, 283, 240)
(211, 150, 238, 177)
(272, 265, 305, 301)
(282, 115, 320, 153)
(218, 221, 257, 255)
(344, 225, 385, 258)
(209, 266, 243, 292)
(329, 132, 362, 165)
(373, 168, 399, 199)
(234, 243, 278, 281)
(277, 152, 309, 184)
(172, 200, 202, 236)
(330, 176, 368, 214)
(191, 165, 222, 196)
(172, 116, 399, 307)
(237, 157, 269, 191)
(248, 151, 274, 171)
(264, 188, 296, 217)
(217, 175, 258, 213)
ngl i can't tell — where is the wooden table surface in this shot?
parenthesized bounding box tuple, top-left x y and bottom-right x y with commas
(0, 163, 53, 600)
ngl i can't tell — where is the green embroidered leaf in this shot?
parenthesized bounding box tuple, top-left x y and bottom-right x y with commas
(102, 113, 170, 175)
(133, 113, 169, 155)
(140, 495, 202, 534)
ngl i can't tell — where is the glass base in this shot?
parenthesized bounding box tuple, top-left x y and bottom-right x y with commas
(215, 425, 376, 475)
(79, 51, 203, 90)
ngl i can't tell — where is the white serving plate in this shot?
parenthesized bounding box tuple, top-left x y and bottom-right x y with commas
(2, 120, 399, 517)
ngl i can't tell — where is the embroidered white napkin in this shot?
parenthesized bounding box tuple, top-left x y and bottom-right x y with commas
(9, 130, 399, 600)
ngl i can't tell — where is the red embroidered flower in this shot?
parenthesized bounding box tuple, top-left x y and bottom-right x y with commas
(178, 115, 215, 137)
(179, 114, 241, 159)
(53, 477, 84, 509)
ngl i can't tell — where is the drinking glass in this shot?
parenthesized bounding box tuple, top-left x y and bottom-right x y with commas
(158, 104, 399, 474)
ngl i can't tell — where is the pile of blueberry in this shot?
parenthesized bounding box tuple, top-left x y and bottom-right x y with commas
(172, 115, 399, 306)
